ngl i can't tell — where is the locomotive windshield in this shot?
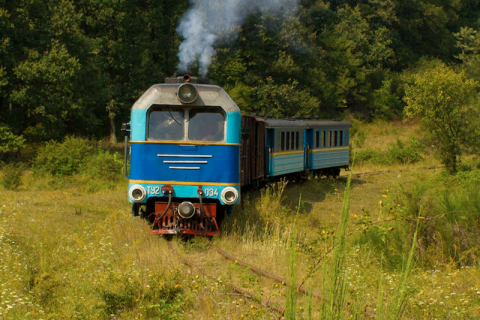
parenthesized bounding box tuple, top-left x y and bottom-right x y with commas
(188, 108, 225, 141)
(148, 107, 185, 140)
(147, 106, 225, 142)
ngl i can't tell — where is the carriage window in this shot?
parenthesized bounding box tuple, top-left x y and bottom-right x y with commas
(281, 132, 285, 151)
(291, 131, 295, 150)
(148, 108, 185, 140)
(321, 131, 325, 147)
(286, 132, 290, 151)
(315, 131, 319, 148)
(296, 132, 299, 150)
(188, 108, 225, 141)
(333, 131, 338, 147)
(340, 131, 344, 146)
(327, 131, 331, 147)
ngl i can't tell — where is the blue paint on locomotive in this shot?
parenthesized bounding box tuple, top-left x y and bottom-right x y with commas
(130, 109, 147, 141)
(226, 112, 241, 144)
(129, 143, 240, 184)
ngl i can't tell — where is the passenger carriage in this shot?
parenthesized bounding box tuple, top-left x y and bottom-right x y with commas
(304, 120, 351, 176)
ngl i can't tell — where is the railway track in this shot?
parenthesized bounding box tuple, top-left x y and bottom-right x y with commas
(166, 241, 378, 318)
(342, 165, 442, 179)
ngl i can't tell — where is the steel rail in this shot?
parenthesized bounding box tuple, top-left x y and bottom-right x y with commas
(342, 166, 442, 178)
(165, 241, 284, 315)
(211, 243, 378, 318)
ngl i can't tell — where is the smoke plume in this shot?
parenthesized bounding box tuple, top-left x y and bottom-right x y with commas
(176, 0, 298, 77)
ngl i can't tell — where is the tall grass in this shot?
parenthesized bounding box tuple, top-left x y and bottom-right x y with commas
(320, 170, 352, 319)
(284, 197, 300, 319)
(389, 213, 420, 319)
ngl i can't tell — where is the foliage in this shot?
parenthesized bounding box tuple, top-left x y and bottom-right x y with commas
(0, 162, 25, 190)
(355, 171, 480, 270)
(81, 149, 123, 179)
(34, 136, 122, 177)
(404, 63, 480, 174)
(1, 0, 480, 140)
(35, 136, 93, 176)
(354, 138, 423, 165)
(0, 124, 25, 153)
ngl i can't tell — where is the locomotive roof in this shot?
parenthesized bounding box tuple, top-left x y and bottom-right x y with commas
(131, 84, 240, 113)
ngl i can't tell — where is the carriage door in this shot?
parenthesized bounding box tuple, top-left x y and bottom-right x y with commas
(304, 128, 314, 170)
(265, 129, 275, 177)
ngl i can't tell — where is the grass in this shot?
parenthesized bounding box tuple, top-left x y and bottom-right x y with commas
(1, 121, 480, 319)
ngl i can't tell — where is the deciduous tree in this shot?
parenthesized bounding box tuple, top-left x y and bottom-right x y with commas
(403, 64, 480, 174)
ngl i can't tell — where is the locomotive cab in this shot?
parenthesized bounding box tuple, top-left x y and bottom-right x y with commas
(125, 75, 241, 236)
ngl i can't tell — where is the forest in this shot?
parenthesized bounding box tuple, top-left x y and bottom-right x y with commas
(2, 0, 480, 146)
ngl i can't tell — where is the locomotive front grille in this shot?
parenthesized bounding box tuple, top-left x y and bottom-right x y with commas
(151, 201, 218, 235)
(157, 154, 213, 171)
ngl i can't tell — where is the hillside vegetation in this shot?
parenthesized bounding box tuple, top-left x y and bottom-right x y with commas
(1, 125, 480, 319)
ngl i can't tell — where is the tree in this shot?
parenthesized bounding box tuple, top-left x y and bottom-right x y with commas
(403, 63, 480, 174)
(0, 124, 25, 153)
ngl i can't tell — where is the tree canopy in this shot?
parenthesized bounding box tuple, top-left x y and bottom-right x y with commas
(404, 63, 480, 173)
(1, 0, 480, 143)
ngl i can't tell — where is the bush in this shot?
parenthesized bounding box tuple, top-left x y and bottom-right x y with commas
(354, 138, 423, 165)
(35, 136, 92, 175)
(34, 136, 123, 178)
(81, 149, 123, 178)
(1, 162, 26, 190)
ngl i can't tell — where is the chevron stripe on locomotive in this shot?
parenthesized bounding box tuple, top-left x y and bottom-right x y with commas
(121, 75, 351, 236)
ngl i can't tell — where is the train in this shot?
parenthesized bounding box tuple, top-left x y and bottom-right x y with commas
(121, 75, 351, 236)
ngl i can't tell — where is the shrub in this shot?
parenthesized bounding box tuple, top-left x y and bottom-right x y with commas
(81, 149, 123, 178)
(1, 162, 25, 190)
(354, 138, 423, 165)
(35, 136, 92, 175)
(34, 136, 123, 178)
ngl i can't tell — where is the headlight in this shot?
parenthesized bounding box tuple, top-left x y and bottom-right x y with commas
(221, 187, 238, 205)
(129, 184, 146, 202)
(178, 201, 196, 219)
(177, 83, 198, 103)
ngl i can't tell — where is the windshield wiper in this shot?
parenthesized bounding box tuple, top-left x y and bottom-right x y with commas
(168, 110, 182, 126)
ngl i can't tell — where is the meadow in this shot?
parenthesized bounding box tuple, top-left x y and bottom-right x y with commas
(1, 121, 480, 319)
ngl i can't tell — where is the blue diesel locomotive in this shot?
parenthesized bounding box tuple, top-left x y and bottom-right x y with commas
(122, 75, 351, 236)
